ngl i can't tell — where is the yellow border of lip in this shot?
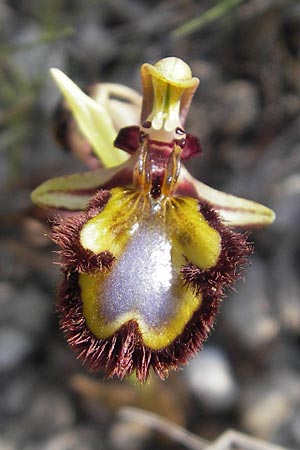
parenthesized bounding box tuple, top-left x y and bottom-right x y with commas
(80, 271, 202, 350)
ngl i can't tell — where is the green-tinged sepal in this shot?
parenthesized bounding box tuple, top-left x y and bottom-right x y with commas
(31, 156, 137, 210)
(50, 68, 128, 167)
(91, 83, 142, 130)
(179, 166, 275, 228)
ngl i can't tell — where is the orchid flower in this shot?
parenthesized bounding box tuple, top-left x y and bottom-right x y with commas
(31, 57, 275, 382)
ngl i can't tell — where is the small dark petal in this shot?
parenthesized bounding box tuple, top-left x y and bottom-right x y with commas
(114, 126, 140, 154)
(175, 177, 199, 198)
(180, 133, 202, 160)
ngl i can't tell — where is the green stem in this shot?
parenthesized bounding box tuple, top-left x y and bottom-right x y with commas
(171, 0, 244, 38)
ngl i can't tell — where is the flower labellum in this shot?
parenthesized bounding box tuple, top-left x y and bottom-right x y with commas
(33, 57, 275, 382)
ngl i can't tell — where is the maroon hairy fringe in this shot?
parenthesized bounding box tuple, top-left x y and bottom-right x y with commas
(54, 192, 252, 383)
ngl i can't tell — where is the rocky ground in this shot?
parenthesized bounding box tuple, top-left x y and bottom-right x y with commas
(1, 1, 300, 449)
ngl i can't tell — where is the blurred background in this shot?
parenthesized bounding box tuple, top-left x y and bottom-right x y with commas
(1, 0, 300, 449)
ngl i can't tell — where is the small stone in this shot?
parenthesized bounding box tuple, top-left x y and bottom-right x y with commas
(74, 20, 117, 66)
(241, 369, 300, 441)
(272, 155, 300, 230)
(26, 388, 75, 436)
(109, 422, 150, 450)
(0, 283, 52, 336)
(0, 370, 36, 417)
(10, 23, 47, 80)
(290, 412, 300, 446)
(29, 427, 106, 450)
(191, 60, 223, 92)
(224, 257, 279, 350)
(214, 80, 260, 134)
(185, 346, 238, 411)
(0, 438, 16, 450)
(0, 327, 34, 371)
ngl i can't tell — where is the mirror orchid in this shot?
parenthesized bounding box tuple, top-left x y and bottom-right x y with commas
(32, 57, 275, 382)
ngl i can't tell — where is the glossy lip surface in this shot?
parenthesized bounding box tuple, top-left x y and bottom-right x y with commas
(78, 188, 221, 350)
(80, 213, 202, 350)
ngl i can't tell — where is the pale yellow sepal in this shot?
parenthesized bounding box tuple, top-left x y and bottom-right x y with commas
(50, 68, 128, 168)
(92, 83, 142, 130)
(31, 157, 136, 210)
